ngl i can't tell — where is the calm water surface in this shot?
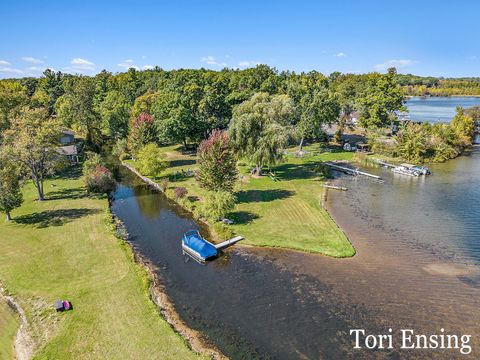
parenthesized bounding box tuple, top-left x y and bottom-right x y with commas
(330, 146, 480, 266)
(406, 96, 480, 122)
(111, 152, 480, 359)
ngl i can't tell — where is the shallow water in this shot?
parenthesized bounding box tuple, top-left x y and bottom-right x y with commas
(330, 147, 480, 267)
(111, 159, 480, 359)
(406, 96, 480, 122)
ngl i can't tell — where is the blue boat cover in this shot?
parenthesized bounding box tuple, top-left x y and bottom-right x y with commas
(183, 230, 218, 259)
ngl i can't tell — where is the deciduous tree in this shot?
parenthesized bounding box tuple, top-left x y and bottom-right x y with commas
(229, 93, 292, 175)
(196, 130, 238, 192)
(4, 107, 63, 201)
(0, 156, 23, 221)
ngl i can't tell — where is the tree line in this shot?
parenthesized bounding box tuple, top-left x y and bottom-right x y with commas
(397, 74, 480, 96)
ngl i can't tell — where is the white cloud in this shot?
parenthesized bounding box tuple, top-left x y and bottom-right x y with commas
(71, 58, 94, 66)
(201, 56, 227, 67)
(143, 65, 154, 70)
(26, 66, 43, 72)
(237, 60, 260, 68)
(0, 60, 11, 66)
(21, 56, 44, 64)
(201, 56, 217, 65)
(0, 67, 25, 75)
(374, 59, 416, 71)
(63, 57, 96, 74)
(335, 52, 346, 57)
(118, 59, 139, 70)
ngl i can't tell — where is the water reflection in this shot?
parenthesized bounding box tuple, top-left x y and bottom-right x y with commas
(134, 186, 163, 219)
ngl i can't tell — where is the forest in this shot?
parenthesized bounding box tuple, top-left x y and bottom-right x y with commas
(0, 65, 477, 221)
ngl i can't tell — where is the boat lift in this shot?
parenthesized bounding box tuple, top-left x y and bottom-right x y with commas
(182, 230, 244, 264)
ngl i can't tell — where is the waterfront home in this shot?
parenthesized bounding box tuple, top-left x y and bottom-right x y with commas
(59, 130, 75, 145)
(56, 144, 80, 163)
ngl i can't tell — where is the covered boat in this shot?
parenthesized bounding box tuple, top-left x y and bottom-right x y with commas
(182, 230, 218, 263)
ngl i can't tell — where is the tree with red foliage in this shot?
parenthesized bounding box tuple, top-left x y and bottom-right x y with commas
(196, 130, 238, 192)
(128, 112, 157, 154)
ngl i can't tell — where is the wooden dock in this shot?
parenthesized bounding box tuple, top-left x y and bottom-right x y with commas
(375, 159, 396, 168)
(325, 162, 382, 180)
(214, 236, 244, 250)
(322, 184, 348, 191)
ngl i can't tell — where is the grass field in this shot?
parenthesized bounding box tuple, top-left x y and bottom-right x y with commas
(127, 143, 355, 257)
(0, 167, 201, 359)
(0, 300, 19, 359)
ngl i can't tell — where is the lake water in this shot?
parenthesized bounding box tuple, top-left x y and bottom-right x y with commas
(406, 96, 480, 122)
(111, 158, 480, 359)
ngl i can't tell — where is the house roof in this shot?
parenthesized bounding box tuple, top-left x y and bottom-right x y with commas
(61, 130, 75, 136)
(56, 145, 78, 156)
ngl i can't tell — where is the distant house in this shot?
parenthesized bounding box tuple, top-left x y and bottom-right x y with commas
(59, 130, 75, 145)
(56, 145, 79, 163)
(57, 130, 79, 163)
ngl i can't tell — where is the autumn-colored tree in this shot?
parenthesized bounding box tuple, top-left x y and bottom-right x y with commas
(84, 165, 116, 194)
(196, 130, 238, 192)
(128, 113, 157, 155)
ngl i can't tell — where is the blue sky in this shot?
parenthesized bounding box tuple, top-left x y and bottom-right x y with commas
(1, 0, 479, 78)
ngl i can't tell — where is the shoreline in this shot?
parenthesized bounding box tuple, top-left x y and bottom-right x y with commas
(123, 239, 226, 359)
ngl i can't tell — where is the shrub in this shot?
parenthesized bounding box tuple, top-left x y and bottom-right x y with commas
(173, 187, 188, 200)
(83, 152, 103, 175)
(213, 222, 235, 241)
(159, 178, 169, 192)
(85, 165, 116, 193)
(200, 191, 236, 222)
(136, 143, 168, 176)
(314, 164, 332, 180)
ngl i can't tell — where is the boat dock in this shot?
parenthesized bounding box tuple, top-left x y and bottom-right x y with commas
(214, 236, 244, 250)
(322, 184, 348, 191)
(324, 162, 382, 180)
(376, 160, 396, 168)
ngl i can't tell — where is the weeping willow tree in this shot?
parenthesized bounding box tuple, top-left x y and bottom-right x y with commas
(229, 93, 293, 175)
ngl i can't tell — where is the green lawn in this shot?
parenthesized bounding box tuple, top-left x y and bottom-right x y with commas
(127, 143, 356, 257)
(0, 301, 19, 359)
(0, 167, 201, 359)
